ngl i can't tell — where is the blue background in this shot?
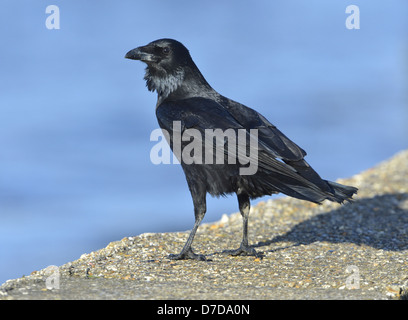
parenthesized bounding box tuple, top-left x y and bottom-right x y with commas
(1, 0, 407, 284)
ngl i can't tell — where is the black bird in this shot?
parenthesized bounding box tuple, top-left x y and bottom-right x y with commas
(125, 38, 358, 260)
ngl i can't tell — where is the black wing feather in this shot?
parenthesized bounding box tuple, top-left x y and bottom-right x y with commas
(157, 97, 319, 185)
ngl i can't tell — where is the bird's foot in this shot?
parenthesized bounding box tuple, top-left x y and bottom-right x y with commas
(167, 248, 207, 261)
(223, 245, 263, 258)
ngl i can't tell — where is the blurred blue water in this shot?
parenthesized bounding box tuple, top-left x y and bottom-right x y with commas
(0, 1, 407, 284)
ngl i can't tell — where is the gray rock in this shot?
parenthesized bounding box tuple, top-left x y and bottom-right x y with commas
(2, 150, 408, 300)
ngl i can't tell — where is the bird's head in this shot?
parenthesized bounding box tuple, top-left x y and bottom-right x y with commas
(125, 38, 193, 76)
(125, 38, 211, 101)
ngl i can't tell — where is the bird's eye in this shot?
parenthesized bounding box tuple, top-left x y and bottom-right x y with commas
(162, 47, 170, 54)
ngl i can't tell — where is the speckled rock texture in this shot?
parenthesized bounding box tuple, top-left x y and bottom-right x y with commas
(1, 150, 408, 300)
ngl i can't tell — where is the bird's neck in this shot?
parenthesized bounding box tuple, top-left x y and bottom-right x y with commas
(144, 67, 185, 100)
(144, 65, 214, 107)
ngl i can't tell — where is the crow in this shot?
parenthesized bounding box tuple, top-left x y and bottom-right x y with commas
(125, 38, 358, 260)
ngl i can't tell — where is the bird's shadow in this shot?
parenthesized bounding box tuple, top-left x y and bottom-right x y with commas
(253, 193, 408, 253)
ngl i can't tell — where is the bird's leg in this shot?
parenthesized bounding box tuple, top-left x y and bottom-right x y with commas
(226, 193, 259, 257)
(168, 188, 207, 261)
(168, 213, 206, 261)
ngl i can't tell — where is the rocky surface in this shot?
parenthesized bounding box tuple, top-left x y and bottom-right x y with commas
(1, 150, 408, 300)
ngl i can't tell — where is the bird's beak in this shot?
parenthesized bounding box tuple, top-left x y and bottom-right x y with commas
(125, 46, 156, 62)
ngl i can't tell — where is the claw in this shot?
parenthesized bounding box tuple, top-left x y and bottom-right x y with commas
(223, 245, 263, 258)
(167, 248, 207, 261)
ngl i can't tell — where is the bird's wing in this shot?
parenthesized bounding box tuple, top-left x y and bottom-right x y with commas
(221, 98, 307, 162)
(156, 97, 242, 133)
(156, 97, 243, 160)
(221, 98, 336, 191)
(156, 97, 318, 185)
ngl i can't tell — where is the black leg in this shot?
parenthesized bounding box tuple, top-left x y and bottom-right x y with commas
(168, 184, 207, 261)
(225, 193, 259, 257)
(168, 212, 207, 261)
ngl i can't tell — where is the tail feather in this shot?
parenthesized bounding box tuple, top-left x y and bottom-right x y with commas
(326, 180, 358, 203)
(282, 159, 358, 204)
(255, 156, 358, 204)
